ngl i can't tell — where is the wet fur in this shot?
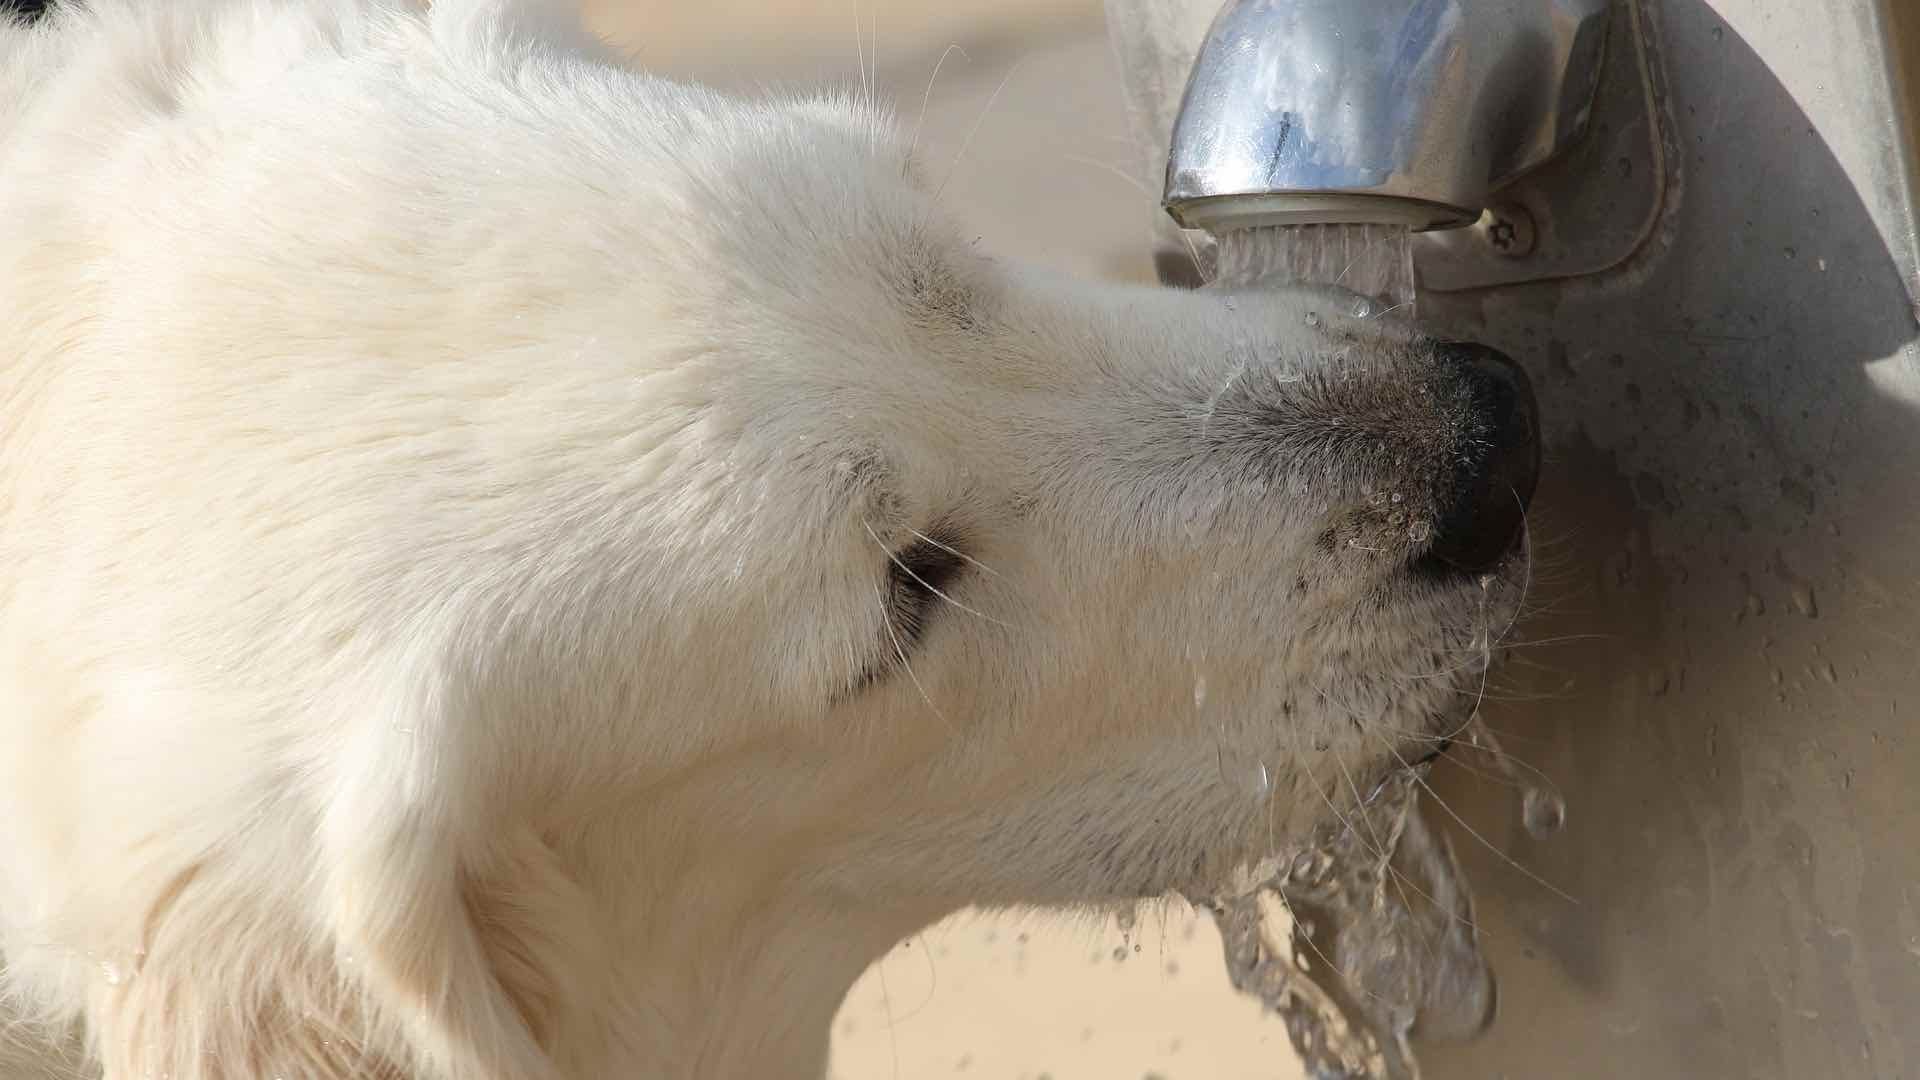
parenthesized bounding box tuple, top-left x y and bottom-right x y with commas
(0, 1, 1524, 1076)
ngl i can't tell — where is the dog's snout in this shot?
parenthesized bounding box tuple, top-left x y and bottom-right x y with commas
(1416, 342, 1540, 578)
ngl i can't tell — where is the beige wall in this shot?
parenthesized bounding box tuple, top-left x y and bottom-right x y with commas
(583, 0, 1101, 80)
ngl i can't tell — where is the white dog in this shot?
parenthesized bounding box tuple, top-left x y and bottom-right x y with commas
(0, 1, 1538, 1076)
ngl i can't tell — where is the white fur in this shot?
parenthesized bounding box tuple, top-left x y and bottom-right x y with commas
(0, 2, 1521, 1076)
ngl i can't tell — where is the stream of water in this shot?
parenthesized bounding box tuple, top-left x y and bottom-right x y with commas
(1211, 223, 1418, 320)
(1197, 223, 1564, 1080)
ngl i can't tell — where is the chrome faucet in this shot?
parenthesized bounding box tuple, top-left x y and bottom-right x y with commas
(1162, 0, 1611, 235)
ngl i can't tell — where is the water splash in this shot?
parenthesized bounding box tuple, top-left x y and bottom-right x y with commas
(1196, 767, 1489, 1080)
(1196, 721, 1563, 1080)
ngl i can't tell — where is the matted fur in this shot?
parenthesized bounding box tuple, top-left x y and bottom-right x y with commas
(0, 1, 1527, 1076)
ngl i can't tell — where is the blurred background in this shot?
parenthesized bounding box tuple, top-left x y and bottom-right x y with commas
(583, 0, 1153, 286)
(580, 2, 1306, 1076)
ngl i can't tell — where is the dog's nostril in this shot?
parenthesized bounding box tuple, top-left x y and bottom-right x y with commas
(1415, 342, 1541, 578)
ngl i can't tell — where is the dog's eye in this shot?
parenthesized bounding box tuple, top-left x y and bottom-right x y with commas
(844, 528, 975, 697)
(883, 532, 970, 648)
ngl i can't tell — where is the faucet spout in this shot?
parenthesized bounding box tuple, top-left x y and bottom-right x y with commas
(1162, 0, 1610, 234)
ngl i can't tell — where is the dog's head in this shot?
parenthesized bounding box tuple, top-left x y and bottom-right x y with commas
(512, 99, 1539, 914)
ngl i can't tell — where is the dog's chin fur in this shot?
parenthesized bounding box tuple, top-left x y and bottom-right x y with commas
(0, 1, 1527, 1076)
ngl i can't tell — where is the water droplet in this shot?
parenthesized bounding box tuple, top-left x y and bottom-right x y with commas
(1111, 946, 1129, 963)
(1390, 492, 1404, 504)
(100, 961, 124, 986)
(1350, 296, 1376, 319)
(1303, 311, 1322, 329)
(1408, 520, 1433, 543)
(1522, 787, 1567, 837)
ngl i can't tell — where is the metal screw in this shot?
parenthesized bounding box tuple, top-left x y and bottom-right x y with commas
(1481, 202, 1538, 258)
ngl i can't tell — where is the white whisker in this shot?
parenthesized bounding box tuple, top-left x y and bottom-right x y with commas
(1060, 153, 1153, 199)
(936, 57, 1024, 202)
(907, 45, 970, 174)
(873, 582, 951, 732)
(1289, 725, 1389, 868)
(1363, 301, 1414, 321)
(1298, 681, 1503, 939)
(1376, 731, 1577, 904)
(902, 523, 1001, 579)
(850, 2, 866, 110)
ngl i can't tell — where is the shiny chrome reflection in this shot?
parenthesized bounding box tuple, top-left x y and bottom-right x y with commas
(1163, 0, 1610, 233)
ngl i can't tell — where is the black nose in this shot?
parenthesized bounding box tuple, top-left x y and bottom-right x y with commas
(1416, 342, 1540, 578)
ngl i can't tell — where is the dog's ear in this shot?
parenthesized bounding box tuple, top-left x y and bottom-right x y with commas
(320, 721, 605, 1079)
